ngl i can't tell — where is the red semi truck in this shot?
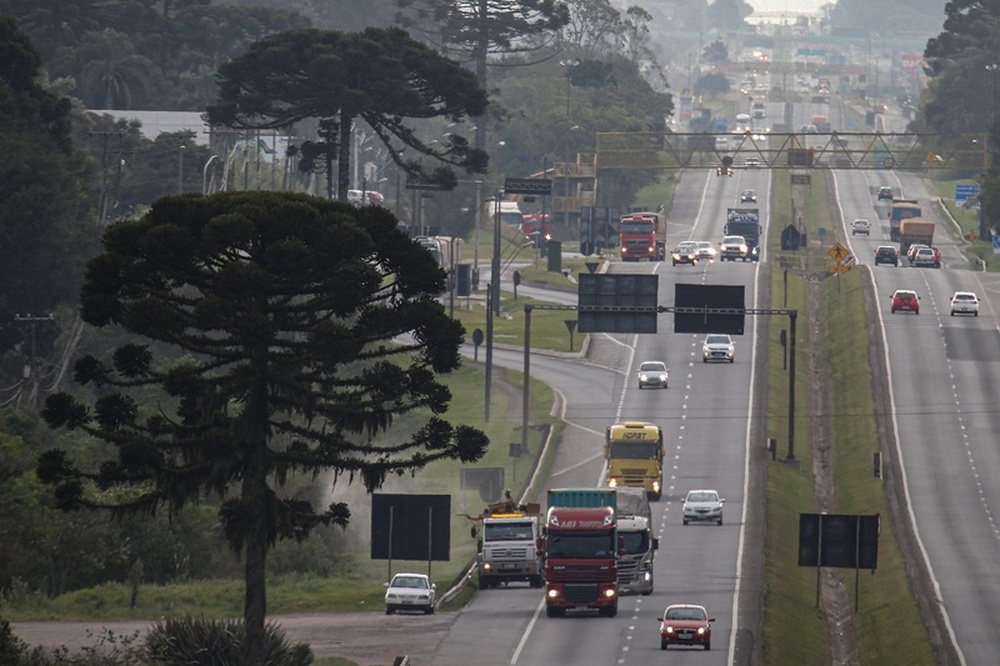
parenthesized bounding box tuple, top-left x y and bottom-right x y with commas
(544, 488, 620, 617)
(618, 211, 666, 262)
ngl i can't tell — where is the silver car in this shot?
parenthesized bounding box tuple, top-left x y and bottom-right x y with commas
(637, 361, 669, 389)
(682, 489, 725, 525)
(702, 334, 735, 363)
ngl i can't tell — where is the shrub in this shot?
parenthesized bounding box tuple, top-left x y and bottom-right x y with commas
(145, 617, 312, 665)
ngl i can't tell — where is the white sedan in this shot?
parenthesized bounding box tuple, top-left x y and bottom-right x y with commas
(384, 572, 436, 614)
(682, 489, 725, 525)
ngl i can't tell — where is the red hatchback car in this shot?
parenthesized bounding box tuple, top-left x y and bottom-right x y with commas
(891, 289, 920, 314)
(658, 604, 715, 650)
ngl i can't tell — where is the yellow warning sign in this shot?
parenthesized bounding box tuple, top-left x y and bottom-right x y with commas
(828, 243, 849, 264)
(827, 265, 850, 274)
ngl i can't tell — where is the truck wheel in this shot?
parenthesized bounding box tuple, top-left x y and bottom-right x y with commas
(530, 575, 543, 588)
(607, 604, 618, 618)
(546, 606, 564, 618)
(385, 607, 395, 615)
(424, 606, 434, 615)
(704, 641, 711, 651)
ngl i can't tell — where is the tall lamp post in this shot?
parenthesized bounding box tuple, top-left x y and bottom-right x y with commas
(559, 60, 579, 228)
(982, 63, 1000, 241)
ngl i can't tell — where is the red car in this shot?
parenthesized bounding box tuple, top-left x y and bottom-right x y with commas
(891, 289, 920, 314)
(658, 604, 715, 650)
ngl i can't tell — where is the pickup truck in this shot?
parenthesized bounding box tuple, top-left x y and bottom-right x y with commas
(719, 235, 751, 262)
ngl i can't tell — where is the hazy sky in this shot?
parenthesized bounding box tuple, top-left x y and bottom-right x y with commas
(747, 0, 828, 14)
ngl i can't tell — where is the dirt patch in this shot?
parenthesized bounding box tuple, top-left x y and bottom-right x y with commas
(11, 611, 453, 666)
(807, 277, 860, 665)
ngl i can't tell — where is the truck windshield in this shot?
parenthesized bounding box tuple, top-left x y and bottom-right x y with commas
(608, 442, 660, 459)
(620, 530, 649, 555)
(547, 531, 616, 558)
(620, 221, 655, 234)
(483, 521, 534, 542)
(727, 221, 758, 234)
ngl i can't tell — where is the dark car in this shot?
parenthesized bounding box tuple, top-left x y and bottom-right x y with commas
(876, 186, 895, 200)
(874, 245, 899, 266)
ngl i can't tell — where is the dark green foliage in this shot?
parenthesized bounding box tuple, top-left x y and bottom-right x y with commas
(207, 27, 489, 199)
(39, 191, 488, 664)
(145, 617, 312, 666)
(0, 0, 312, 111)
(0, 16, 100, 347)
(694, 73, 731, 96)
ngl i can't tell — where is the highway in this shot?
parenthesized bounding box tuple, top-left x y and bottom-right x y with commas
(833, 167, 1000, 666)
(435, 99, 1000, 665)
(436, 167, 770, 665)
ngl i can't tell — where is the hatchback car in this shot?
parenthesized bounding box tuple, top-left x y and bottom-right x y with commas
(913, 247, 941, 268)
(739, 189, 757, 203)
(876, 186, 895, 200)
(950, 291, 980, 316)
(658, 604, 715, 650)
(637, 361, 669, 389)
(702, 334, 735, 363)
(384, 573, 436, 615)
(682, 489, 725, 525)
(874, 246, 899, 266)
(851, 219, 871, 235)
(694, 241, 717, 260)
(671, 241, 699, 266)
(890, 289, 920, 315)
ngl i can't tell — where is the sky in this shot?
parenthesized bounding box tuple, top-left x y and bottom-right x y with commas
(746, 0, 828, 14)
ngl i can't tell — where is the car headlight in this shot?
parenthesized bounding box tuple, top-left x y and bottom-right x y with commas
(697, 627, 707, 635)
(639, 373, 649, 381)
(664, 625, 675, 634)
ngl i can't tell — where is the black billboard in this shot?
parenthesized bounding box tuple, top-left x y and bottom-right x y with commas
(798, 513, 879, 570)
(371, 494, 451, 561)
(673, 283, 745, 335)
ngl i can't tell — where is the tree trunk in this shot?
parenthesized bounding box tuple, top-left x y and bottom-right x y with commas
(243, 453, 269, 665)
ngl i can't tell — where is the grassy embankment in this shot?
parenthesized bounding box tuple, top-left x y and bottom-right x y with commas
(762, 171, 935, 665)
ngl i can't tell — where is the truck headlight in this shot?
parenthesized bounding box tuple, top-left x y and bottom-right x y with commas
(482, 563, 492, 572)
(608, 478, 618, 488)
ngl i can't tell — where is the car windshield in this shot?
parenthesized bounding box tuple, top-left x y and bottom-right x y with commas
(392, 576, 428, 589)
(640, 362, 666, 372)
(705, 335, 729, 345)
(666, 607, 707, 621)
(676, 243, 696, 251)
(687, 491, 719, 503)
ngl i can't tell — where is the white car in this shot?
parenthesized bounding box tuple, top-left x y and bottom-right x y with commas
(739, 189, 757, 203)
(637, 360, 669, 389)
(384, 573, 436, 615)
(950, 291, 980, 316)
(682, 489, 725, 525)
(851, 219, 871, 236)
(694, 241, 717, 260)
(702, 334, 735, 363)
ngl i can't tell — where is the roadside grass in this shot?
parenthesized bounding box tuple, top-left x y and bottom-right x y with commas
(452, 288, 586, 352)
(763, 170, 935, 664)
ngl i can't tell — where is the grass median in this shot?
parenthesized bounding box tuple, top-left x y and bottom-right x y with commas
(763, 171, 935, 665)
